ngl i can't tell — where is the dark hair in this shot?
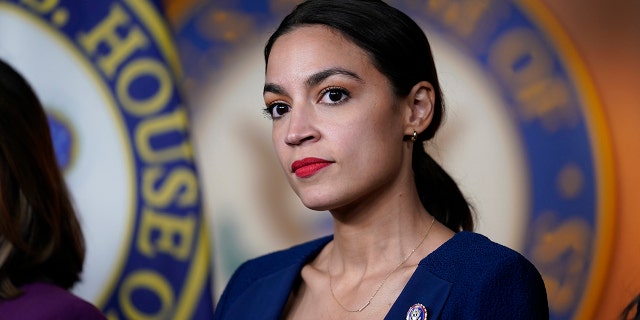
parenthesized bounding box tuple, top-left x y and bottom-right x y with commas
(0, 59, 85, 299)
(264, 0, 474, 231)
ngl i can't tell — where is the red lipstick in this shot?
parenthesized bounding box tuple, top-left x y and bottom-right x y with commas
(291, 157, 332, 178)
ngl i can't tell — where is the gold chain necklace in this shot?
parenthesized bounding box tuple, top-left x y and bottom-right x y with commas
(328, 216, 436, 313)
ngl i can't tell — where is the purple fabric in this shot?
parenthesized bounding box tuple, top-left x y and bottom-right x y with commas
(0, 282, 106, 319)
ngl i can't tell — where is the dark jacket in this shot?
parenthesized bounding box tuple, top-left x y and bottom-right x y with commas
(215, 231, 549, 319)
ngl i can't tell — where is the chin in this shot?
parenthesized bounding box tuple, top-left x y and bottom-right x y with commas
(300, 194, 354, 213)
(299, 199, 332, 212)
(293, 184, 350, 212)
(295, 193, 338, 211)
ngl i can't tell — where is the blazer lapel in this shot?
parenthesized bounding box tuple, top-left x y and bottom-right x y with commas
(223, 262, 301, 318)
(222, 237, 332, 318)
(385, 264, 452, 320)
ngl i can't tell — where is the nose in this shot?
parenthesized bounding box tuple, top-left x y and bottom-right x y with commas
(284, 104, 318, 146)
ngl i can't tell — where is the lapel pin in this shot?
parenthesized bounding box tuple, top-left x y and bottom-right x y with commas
(406, 303, 428, 320)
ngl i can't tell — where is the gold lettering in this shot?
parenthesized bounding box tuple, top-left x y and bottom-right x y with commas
(77, 3, 148, 77)
(137, 207, 195, 260)
(399, 0, 503, 50)
(20, 0, 58, 13)
(120, 270, 173, 320)
(143, 166, 198, 208)
(531, 212, 590, 313)
(489, 28, 576, 131)
(490, 28, 550, 88)
(135, 108, 192, 163)
(105, 309, 119, 320)
(428, 0, 491, 39)
(118, 58, 172, 116)
(517, 76, 574, 130)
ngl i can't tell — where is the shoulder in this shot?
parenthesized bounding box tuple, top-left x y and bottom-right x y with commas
(425, 231, 539, 276)
(0, 282, 106, 319)
(423, 232, 549, 318)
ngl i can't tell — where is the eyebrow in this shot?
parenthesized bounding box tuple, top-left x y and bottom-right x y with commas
(263, 67, 363, 95)
(263, 83, 286, 96)
(306, 67, 363, 87)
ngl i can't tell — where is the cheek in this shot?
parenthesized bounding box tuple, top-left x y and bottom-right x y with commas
(271, 128, 288, 167)
(357, 119, 403, 162)
(333, 120, 392, 159)
(359, 111, 401, 141)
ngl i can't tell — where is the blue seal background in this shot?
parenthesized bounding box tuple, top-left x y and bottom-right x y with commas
(170, 1, 611, 319)
(1, 0, 214, 318)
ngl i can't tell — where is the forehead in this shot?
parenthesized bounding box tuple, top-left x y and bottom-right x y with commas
(265, 25, 374, 79)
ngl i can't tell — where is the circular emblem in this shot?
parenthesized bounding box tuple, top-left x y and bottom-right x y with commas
(406, 303, 428, 320)
(0, 0, 212, 319)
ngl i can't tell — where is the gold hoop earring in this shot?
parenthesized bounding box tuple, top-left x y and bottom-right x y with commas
(410, 130, 417, 143)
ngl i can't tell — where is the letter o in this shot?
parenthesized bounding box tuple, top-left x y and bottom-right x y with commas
(489, 28, 552, 88)
(119, 270, 174, 319)
(117, 58, 172, 116)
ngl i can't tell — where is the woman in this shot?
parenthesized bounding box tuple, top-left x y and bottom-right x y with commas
(215, 0, 548, 319)
(0, 59, 106, 319)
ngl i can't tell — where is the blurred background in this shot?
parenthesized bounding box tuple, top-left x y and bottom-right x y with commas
(0, 0, 638, 319)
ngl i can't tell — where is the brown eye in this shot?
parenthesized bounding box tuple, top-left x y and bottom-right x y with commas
(264, 103, 290, 119)
(328, 90, 342, 102)
(319, 87, 350, 104)
(274, 105, 289, 117)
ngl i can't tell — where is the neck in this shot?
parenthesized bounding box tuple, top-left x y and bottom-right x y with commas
(328, 191, 433, 274)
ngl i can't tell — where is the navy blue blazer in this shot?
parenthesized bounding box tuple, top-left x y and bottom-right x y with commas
(214, 232, 549, 319)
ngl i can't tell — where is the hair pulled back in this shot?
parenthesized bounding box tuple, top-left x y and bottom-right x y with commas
(265, 0, 474, 231)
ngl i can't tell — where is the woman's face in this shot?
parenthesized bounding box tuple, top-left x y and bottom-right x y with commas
(264, 25, 410, 212)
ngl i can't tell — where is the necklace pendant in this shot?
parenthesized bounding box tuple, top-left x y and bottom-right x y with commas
(406, 303, 428, 320)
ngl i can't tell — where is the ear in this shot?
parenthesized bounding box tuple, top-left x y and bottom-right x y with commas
(403, 81, 435, 136)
